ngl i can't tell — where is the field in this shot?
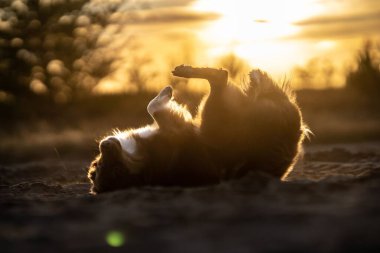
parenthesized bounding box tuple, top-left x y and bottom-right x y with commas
(1, 90, 380, 252)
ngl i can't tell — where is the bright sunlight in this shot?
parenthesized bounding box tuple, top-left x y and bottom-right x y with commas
(192, 0, 326, 76)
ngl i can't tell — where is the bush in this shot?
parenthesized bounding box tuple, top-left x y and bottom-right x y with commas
(345, 41, 380, 97)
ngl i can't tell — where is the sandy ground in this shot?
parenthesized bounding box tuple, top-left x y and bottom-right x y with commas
(1, 142, 380, 253)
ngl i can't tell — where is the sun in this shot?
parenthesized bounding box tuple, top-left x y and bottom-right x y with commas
(192, 0, 326, 75)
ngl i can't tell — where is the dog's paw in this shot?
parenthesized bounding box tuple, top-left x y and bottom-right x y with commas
(172, 65, 194, 78)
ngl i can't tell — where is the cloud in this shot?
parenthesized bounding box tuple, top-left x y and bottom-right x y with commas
(117, 0, 195, 12)
(286, 0, 380, 40)
(289, 11, 380, 40)
(316, 0, 380, 13)
(111, 8, 219, 25)
(294, 12, 380, 26)
(139, 0, 195, 8)
(89, 0, 219, 25)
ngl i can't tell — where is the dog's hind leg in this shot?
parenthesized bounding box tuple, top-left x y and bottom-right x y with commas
(172, 65, 246, 162)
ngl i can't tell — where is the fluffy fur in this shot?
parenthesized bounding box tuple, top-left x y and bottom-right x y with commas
(88, 66, 306, 193)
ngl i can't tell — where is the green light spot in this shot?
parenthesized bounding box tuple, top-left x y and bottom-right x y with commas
(106, 230, 125, 247)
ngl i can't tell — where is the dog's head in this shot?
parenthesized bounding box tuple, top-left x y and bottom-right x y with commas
(88, 86, 195, 193)
(88, 134, 146, 193)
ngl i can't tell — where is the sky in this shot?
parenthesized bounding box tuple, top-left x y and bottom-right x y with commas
(93, 0, 380, 92)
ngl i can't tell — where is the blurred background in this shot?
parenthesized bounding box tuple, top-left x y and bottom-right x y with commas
(1, 1, 380, 252)
(0, 0, 379, 162)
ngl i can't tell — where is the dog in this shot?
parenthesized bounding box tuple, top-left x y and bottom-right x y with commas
(88, 65, 306, 193)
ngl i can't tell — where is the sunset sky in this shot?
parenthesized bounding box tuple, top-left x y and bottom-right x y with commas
(93, 0, 380, 92)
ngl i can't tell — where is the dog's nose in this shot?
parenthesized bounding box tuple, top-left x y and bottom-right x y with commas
(100, 137, 121, 153)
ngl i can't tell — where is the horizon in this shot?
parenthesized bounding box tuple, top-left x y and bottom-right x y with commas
(93, 0, 380, 92)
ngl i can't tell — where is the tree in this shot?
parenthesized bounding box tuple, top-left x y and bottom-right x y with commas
(0, 0, 120, 102)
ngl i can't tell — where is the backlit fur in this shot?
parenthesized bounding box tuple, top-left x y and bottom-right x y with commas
(88, 66, 306, 193)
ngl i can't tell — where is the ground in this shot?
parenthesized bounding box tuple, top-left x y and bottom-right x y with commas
(1, 90, 380, 252)
(1, 139, 380, 253)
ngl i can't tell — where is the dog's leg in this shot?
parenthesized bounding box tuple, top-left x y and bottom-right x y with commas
(147, 86, 173, 118)
(172, 65, 228, 91)
(147, 86, 193, 131)
(172, 65, 247, 168)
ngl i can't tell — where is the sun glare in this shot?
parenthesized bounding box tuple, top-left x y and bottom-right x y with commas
(192, 0, 326, 76)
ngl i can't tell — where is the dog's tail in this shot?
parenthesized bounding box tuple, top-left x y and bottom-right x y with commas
(245, 69, 294, 102)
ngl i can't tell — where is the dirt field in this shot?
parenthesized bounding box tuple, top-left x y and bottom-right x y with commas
(1, 138, 380, 253)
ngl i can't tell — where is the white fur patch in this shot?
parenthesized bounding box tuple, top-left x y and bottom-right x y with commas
(112, 132, 137, 155)
(134, 125, 158, 139)
(104, 87, 173, 156)
(111, 125, 158, 155)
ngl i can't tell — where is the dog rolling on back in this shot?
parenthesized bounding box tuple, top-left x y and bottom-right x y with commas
(88, 85, 219, 193)
(88, 66, 306, 193)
